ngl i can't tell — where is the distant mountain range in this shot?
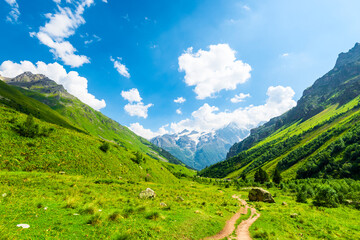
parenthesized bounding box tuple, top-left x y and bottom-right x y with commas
(151, 123, 249, 170)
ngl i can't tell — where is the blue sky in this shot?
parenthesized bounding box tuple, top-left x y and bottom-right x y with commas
(1, 0, 360, 139)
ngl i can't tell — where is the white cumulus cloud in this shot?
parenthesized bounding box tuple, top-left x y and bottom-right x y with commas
(121, 88, 153, 118)
(170, 86, 296, 134)
(110, 57, 130, 78)
(231, 93, 250, 103)
(121, 88, 142, 103)
(178, 43, 252, 99)
(129, 123, 168, 140)
(0, 60, 106, 110)
(176, 108, 182, 115)
(31, 0, 94, 67)
(4, 0, 20, 23)
(124, 102, 153, 119)
(174, 97, 186, 104)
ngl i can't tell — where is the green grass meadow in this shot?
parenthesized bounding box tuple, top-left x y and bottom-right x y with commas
(0, 172, 239, 239)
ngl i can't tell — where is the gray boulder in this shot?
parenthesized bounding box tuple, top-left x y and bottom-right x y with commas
(139, 188, 156, 199)
(248, 188, 275, 203)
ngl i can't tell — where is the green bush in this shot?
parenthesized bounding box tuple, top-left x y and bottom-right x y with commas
(14, 114, 52, 138)
(99, 142, 110, 153)
(313, 185, 339, 208)
(296, 191, 307, 203)
(131, 151, 145, 164)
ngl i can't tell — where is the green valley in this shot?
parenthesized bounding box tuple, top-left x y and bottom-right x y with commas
(200, 43, 360, 181)
(1, 44, 360, 240)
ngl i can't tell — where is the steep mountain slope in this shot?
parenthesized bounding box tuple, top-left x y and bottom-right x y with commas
(0, 104, 184, 183)
(0, 78, 82, 133)
(151, 123, 249, 170)
(227, 43, 360, 159)
(2, 72, 185, 166)
(200, 43, 360, 180)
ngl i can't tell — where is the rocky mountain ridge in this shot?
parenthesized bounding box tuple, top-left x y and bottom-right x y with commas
(151, 123, 249, 170)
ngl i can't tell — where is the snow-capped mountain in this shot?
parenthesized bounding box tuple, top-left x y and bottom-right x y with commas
(151, 123, 249, 170)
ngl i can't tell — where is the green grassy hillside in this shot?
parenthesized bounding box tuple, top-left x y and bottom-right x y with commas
(200, 43, 360, 180)
(200, 96, 360, 180)
(3, 72, 185, 167)
(0, 105, 186, 183)
(0, 79, 82, 133)
(227, 43, 360, 160)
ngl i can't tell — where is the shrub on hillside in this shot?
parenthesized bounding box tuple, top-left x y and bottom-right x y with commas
(99, 142, 110, 153)
(313, 185, 339, 208)
(296, 191, 307, 203)
(14, 114, 53, 138)
(14, 114, 39, 138)
(131, 151, 145, 164)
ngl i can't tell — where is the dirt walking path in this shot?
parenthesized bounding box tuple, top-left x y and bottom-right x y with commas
(203, 195, 260, 240)
(233, 207, 260, 240)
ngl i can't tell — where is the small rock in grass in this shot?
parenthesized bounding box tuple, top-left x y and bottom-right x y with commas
(290, 213, 298, 218)
(176, 196, 184, 201)
(195, 210, 201, 214)
(282, 202, 287, 206)
(17, 224, 30, 229)
(160, 202, 167, 207)
(139, 188, 156, 199)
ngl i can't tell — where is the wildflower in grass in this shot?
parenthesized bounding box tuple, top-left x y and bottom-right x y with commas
(17, 224, 30, 228)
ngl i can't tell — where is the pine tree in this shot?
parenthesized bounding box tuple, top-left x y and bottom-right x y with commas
(254, 167, 269, 184)
(273, 168, 282, 184)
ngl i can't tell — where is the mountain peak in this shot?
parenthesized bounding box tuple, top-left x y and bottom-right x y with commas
(12, 71, 47, 82)
(335, 42, 360, 68)
(179, 129, 189, 134)
(4, 72, 72, 99)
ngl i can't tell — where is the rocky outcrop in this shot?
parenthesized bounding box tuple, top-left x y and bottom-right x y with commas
(139, 188, 156, 199)
(248, 188, 275, 203)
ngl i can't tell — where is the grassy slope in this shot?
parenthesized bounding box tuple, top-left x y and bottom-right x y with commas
(228, 97, 360, 179)
(14, 86, 185, 166)
(0, 80, 82, 133)
(200, 95, 360, 180)
(0, 105, 184, 183)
